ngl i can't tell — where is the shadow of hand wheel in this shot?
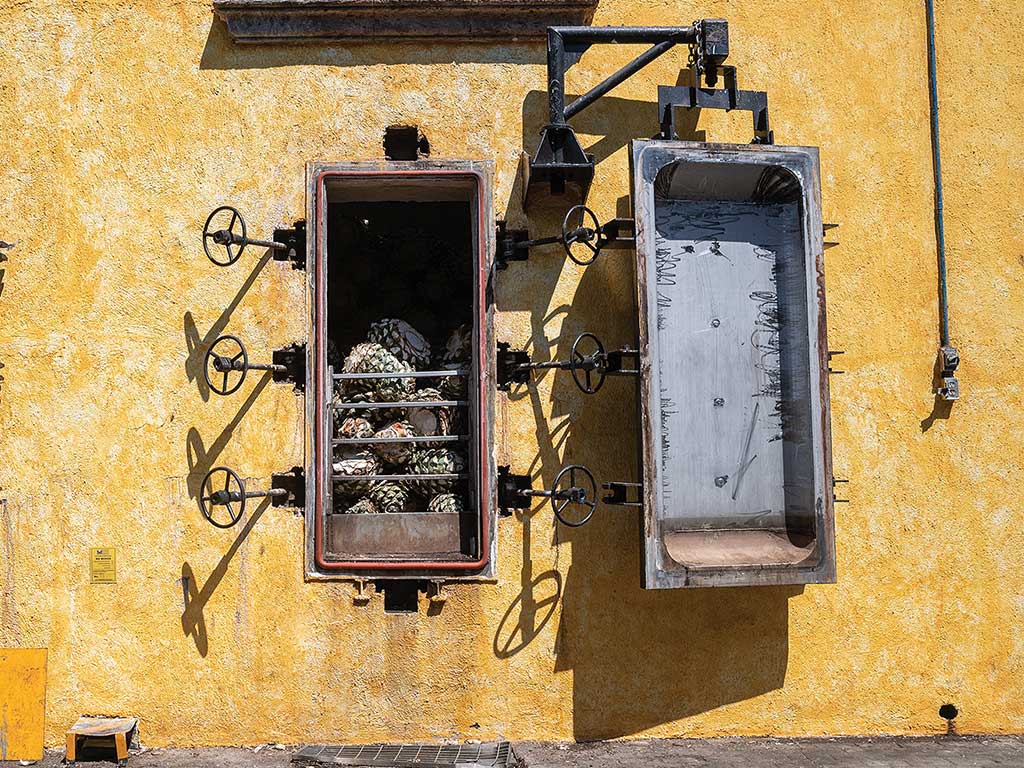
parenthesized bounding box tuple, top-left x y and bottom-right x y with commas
(493, 570, 563, 658)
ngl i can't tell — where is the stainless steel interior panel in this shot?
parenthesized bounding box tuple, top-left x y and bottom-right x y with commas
(630, 141, 835, 589)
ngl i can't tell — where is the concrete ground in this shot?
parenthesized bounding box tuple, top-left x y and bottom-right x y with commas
(3, 736, 1021, 767)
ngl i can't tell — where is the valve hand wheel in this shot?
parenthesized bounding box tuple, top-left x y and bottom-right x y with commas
(561, 205, 606, 266)
(570, 332, 607, 394)
(203, 205, 247, 267)
(551, 464, 598, 527)
(200, 466, 246, 529)
(204, 334, 249, 396)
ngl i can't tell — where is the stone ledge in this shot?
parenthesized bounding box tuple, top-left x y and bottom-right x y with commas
(212, 0, 599, 43)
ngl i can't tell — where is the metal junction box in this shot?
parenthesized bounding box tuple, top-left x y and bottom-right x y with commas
(631, 141, 836, 589)
(305, 161, 497, 580)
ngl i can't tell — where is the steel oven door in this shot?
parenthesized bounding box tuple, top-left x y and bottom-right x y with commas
(304, 160, 497, 581)
(630, 141, 835, 589)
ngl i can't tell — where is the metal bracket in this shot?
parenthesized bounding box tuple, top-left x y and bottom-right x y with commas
(271, 220, 306, 269)
(383, 124, 430, 160)
(526, 19, 767, 205)
(272, 343, 306, 391)
(657, 71, 772, 145)
(601, 481, 643, 507)
(352, 579, 373, 605)
(496, 342, 533, 391)
(271, 467, 305, 508)
(833, 477, 850, 504)
(937, 345, 960, 401)
(498, 465, 533, 513)
(828, 350, 845, 375)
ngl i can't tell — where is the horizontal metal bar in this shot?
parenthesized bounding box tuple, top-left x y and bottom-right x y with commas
(553, 26, 696, 43)
(332, 473, 470, 481)
(333, 400, 467, 409)
(332, 369, 469, 380)
(246, 237, 288, 250)
(332, 435, 468, 445)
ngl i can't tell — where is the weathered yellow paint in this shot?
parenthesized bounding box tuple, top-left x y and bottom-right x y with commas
(0, 649, 47, 760)
(0, 0, 1021, 747)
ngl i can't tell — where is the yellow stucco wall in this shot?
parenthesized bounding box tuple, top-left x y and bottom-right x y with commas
(0, 0, 1021, 746)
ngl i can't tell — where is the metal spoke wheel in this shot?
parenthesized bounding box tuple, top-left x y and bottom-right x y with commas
(561, 205, 606, 266)
(551, 464, 598, 527)
(203, 205, 247, 266)
(570, 332, 607, 394)
(200, 466, 246, 529)
(204, 334, 249, 396)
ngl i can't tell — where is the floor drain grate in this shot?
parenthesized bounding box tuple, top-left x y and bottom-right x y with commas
(293, 742, 521, 768)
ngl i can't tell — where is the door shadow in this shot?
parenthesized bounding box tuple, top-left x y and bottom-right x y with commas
(492, 90, 796, 738)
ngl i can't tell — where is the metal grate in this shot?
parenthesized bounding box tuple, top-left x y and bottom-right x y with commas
(293, 742, 521, 768)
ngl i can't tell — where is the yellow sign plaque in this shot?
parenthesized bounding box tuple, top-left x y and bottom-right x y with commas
(90, 548, 116, 584)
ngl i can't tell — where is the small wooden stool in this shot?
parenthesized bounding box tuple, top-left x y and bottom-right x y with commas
(65, 716, 138, 766)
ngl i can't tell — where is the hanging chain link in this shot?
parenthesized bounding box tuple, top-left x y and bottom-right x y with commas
(688, 19, 704, 80)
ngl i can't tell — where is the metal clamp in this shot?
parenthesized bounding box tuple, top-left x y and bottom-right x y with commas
(199, 466, 289, 529)
(937, 345, 960, 401)
(496, 206, 636, 269)
(497, 332, 639, 394)
(204, 335, 304, 396)
(203, 205, 305, 268)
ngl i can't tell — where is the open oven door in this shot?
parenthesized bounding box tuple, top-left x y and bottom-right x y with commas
(630, 141, 836, 589)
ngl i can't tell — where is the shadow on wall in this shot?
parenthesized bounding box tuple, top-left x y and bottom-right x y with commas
(495, 89, 798, 739)
(185, 372, 272, 515)
(181, 498, 270, 657)
(184, 249, 274, 401)
(198, 17, 546, 70)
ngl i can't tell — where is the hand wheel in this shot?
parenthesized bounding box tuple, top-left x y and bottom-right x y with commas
(203, 205, 247, 267)
(551, 464, 598, 527)
(561, 205, 606, 266)
(570, 332, 607, 394)
(200, 466, 246, 529)
(204, 334, 249, 396)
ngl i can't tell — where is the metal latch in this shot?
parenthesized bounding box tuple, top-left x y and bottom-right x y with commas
(497, 332, 639, 394)
(602, 481, 643, 507)
(496, 205, 635, 269)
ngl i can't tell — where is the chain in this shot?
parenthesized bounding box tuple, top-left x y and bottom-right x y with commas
(688, 19, 704, 80)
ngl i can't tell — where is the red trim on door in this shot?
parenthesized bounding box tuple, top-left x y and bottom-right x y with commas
(313, 168, 490, 573)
